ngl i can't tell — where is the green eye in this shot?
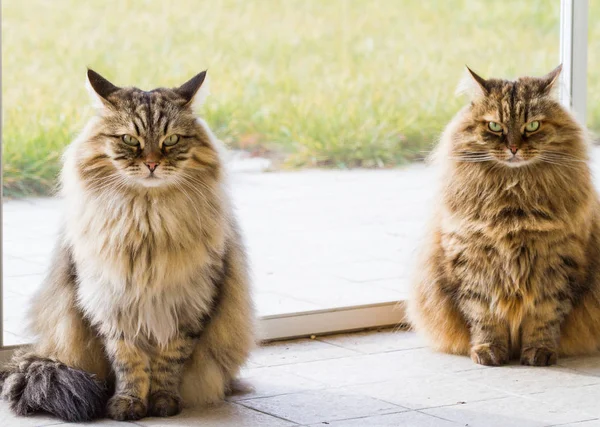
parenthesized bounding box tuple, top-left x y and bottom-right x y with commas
(488, 122, 503, 132)
(525, 121, 540, 132)
(163, 134, 180, 146)
(122, 135, 139, 146)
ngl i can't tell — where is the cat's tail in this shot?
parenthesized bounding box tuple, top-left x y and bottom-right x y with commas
(0, 351, 108, 422)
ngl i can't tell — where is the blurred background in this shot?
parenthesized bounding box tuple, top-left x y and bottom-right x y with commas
(5, 0, 599, 196)
(2, 0, 599, 345)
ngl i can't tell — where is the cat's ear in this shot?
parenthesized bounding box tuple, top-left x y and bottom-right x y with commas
(174, 71, 209, 109)
(86, 69, 120, 109)
(456, 66, 489, 99)
(540, 64, 562, 96)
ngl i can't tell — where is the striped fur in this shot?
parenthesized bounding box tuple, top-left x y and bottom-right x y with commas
(409, 66, 600, 366)
(1, 70, 255, 421)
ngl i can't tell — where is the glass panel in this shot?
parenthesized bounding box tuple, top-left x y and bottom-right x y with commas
(589, 3, 600, 248)
(589, 1, 600, 138)
(3, 0, 560, 346)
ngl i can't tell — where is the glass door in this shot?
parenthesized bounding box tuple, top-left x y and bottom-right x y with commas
(2, 0, 573, 347)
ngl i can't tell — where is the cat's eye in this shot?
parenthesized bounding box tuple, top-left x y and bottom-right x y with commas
(488, 122, 503, 132)
(525, 121, 541, 132)
(163, 134, 180, 146)
(122, 135, 140, 146)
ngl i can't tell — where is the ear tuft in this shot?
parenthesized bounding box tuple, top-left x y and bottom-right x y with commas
(86, 69, 119, 109)
(456, 66, 489, 99)
(540, 64, 562, 96)
(86, 69, 119, 99)
(175, 71, 208, 106)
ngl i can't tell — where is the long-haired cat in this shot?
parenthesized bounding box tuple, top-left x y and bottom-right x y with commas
(0, 70, 255, 421)
(409, 65, 600, 366)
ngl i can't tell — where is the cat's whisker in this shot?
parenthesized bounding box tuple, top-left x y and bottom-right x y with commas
(171, 176, 204, 220)
(179, 171, 211, 189)
(178, 175, 211, 197)
(93, 177, 128, 195)
(87, 174, 127, 194)
(180, 182, 221, 218)
(538, 153, 586, 163)
(537, 158, 581, 170)
(538, 153, 585, 162)
(449, 155, 495, 163)
(173, 170, 223, 218)
(452, 155, 494, 159)
(91, 174, 123, 187)
(179, 171, 218, 198)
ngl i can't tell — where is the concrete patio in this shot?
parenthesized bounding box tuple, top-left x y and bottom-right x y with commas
(2, 328, 600, 426)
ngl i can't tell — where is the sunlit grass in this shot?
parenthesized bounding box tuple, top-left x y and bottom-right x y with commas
(3, 0, 597, 196)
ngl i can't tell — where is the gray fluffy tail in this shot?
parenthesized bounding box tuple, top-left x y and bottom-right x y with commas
(0, 354, 107, 422)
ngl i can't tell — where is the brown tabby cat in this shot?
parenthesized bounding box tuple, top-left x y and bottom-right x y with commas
(0, 70, 254, 421)
(409, 65, 600, 366)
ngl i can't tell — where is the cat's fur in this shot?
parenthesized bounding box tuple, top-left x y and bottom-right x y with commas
(409, 66, 600, 366)
(0, 70, 255, 421)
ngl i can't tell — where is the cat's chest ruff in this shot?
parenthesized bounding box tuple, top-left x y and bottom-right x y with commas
(67, 191, 222, 289)
(68, 193, 221, 344)
(76, 270, 216, 345)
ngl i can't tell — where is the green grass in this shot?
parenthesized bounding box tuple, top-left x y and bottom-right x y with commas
(3, 0, 599, 196)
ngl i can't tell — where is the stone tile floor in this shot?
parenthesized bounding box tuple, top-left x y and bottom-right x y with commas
(2, 328, 600, 426)
(2, 164, 438, 345)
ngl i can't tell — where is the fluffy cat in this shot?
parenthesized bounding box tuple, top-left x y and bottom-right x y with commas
(0, 69, 255, 421)
(409, 65, 600, 366)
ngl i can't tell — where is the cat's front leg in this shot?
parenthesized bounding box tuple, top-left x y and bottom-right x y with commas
(461, 298, 510, 366)
(104, 338, 151, 421)
(520, 298, 570, 366)
(148, 331, 198, 417)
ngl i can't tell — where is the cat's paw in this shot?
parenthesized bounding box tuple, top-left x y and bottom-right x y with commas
(521, 347, 557, 366)
(107, 394, 147, 421)
(149, 390, 182, 417)
(470, 343, 509, 366)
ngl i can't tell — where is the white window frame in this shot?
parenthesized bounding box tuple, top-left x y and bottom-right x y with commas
(560, 0, 588, 123)
(0, 3, 590, 360)
(0, 42, 4, 356)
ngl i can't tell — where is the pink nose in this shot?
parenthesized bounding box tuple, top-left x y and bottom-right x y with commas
(509, 145, 518, 154)
(145, 162, 159, 172)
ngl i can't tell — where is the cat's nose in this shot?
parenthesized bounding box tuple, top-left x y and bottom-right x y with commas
(509, 145, 518, 154)
(145, 162, 159, 172)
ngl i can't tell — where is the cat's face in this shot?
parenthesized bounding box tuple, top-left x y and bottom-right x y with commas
(453, 66, 580, 168)
(83, 70, 218, 188)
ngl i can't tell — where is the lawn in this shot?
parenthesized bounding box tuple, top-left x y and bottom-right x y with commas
(2, 0, 599, 196)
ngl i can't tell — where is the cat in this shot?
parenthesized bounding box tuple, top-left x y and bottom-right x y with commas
(0, 69, 255, 421)
(409, 65, 600, 366)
